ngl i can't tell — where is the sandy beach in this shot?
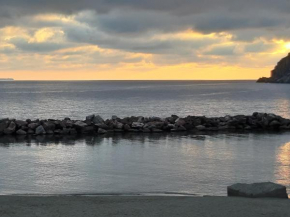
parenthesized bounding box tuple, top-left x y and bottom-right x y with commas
(0, 196, 288, 217)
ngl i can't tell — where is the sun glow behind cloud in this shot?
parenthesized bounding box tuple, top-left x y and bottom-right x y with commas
(0, 3, 290, 80)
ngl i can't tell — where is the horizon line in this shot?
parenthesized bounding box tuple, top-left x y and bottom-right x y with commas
(4, 79, 258, 81)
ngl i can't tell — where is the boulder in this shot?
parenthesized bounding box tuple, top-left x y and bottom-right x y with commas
(15, 120, 27, 128)
(27, 129, 34, 134)
(123, 124, 131, 131)
(142, 128, 151, 133)
(28, 123, 39, 130)
(137, 116, 144, 123)
(196, 125, 206, 131)
(16, 129, 27, 135)
(93, 115, 104, 124)
(227, 182, 288, 199)
(35, 125, 46, 135)
(98, 128, 107, 134)
(151, 128, 163, 133)
(74, 121, 87, 130)
(175, 118, 186, 126)
(95, 123, 109, 130)
(0, 121, 9, 132)
(132, 122, 144, 128)
(69, 128, 78, 135)
(113, 121, 123, 129)
(86, 114, 95, 121)
(269, 120, 281, 129)
(4, 122, 16, 134)
(112, 115, 119, 120)
(42, 121, 56, 131)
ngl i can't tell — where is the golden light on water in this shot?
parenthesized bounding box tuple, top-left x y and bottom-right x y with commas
(275, 142, 290, 186)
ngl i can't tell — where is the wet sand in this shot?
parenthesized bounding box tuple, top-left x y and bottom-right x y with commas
(0, 196, 289, 217)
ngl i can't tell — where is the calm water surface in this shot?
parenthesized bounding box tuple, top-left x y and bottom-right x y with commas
(0, 133, 289, 196)
(0, 81, 290, 196)
(1, 80, 290, 119)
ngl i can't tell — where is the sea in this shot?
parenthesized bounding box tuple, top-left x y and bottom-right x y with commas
(0, 80, 289, 196)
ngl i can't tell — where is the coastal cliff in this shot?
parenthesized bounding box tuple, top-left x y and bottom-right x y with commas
(257, 53, 290, 83)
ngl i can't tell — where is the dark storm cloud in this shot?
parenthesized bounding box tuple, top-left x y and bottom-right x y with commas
(1, 0, 290, 15)
(1, 0, 290, 33)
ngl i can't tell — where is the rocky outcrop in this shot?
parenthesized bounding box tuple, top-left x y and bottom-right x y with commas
(1, 112, 290, 137)
(227, 182, 288, 199)
(257, 53, 290, 83)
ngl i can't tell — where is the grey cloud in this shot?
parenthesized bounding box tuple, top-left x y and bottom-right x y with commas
(9, 38, 70, 53)
(1, 0, 290, 33)
(204, 45, 237, 56)
(0, 46, 15, 54)
(64, 24, 219, 54)
(244, 41, 276, 53)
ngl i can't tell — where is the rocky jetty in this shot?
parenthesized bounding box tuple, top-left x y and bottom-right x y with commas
(227, 182, 288, 199)
(1, 112, 290, 137)
(257, 53, 290, 83)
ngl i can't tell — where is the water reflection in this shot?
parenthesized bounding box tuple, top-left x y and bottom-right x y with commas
(275, 142, 290, 187)
(0, 132, 289, 196)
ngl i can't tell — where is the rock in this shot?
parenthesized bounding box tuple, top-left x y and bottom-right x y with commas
(54, 129, 62, 134)
(69, 128, 78, 135)
(27, 129, 34, 134)
(15, 120, 27, 128)
(137, 116, 144, 123)
(132, 122, 144, 128)
(113, 121, 123, 129)
(46, 130, 54, 135)
(35, 125, 46, 135)
(93, 115, 104, 124)
(82, 126, 96, 134)
(112, 115, 119, 120)
(244, 125, 252, 130)
(0, 121, 9, 132)
(269, 120, 281, 129)
(128, 129, 140, 132)
(98, 128, 107, 134)
(175, 118, 186, 126)
(4, 122, 16, 134)
(43, 121, 56, 131)
(196, 125, 206, 131)
(123, 124, 131, 131)
(28, 123, 39, 130)
(74, 121, 87, 129)
(149, 116, 161, 122)
(151, 128, 163, 133)
(61, 128, 70, 135)
(95, 123, 109, 130)
(142, 128, 151, 133)
(86, 114, 95, 121)
(167, 115, 179, 124)
(227, 182, 288, 199)
(16, 129, 27, 135)
(171, 125, 186, 132)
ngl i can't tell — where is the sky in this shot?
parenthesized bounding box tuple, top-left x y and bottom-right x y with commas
(1, 0, 290, 80)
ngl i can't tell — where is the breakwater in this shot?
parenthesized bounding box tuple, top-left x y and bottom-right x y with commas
(0, 113, 289, 137)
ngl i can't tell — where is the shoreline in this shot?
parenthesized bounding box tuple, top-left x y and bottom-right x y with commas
(0, 195, 288, 217)
(1, 112, 290, 137)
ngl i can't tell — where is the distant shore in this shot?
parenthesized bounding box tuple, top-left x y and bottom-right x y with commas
(0, 195, 288, 217)
(1, 112, 290, 137)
